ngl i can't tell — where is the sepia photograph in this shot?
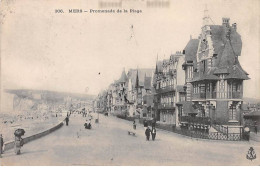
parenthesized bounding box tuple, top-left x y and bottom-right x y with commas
(0, 0, 259, 166)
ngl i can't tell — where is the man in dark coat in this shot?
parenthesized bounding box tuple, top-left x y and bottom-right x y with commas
(144, 120, 148, 127)
(145, 127, 151, 141)
(151, 127, 156, 141)
(65, 116, 69, 126)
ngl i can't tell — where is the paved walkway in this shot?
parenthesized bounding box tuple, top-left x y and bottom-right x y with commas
(1, 113, 259, 165)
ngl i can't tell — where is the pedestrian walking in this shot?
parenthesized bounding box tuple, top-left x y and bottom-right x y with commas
(133, 120, 136, 130)
(254, 121, 258, 134)
(14, 136, 24, 155)
(151, 127, 156, 141)
(0, 134, 3, 157)
(145, 127, 151, 141)
(65, 115, 69, 126)
(14, 129, 25, 155)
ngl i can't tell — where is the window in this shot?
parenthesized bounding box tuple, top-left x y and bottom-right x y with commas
(200, 84, 205, 93)
(229, 104, 236, 120)
(206, 83, 210, 92)
(163, 112, 166, 122)
(179, 106, 183, 117)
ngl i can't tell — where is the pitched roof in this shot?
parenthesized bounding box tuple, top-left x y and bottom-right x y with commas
(117, 69, 127, 83)
(144, 76, 152, 90)
(156, 61, 163, 73)
(213, 40, 249, 80)
(215, 39, 238, 69)
(192, 23, 249, 81)
(127, 68, 154, 88)
(225, 65, 250, 80)
(209, 25, 242, 57)
(191, 68, 220, 82)
(184, 39, 200, 62)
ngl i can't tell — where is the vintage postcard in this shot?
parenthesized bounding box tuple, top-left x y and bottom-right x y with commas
(0, 0, 259, 166)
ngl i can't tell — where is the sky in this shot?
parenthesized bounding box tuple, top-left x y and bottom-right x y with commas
(0, 0, 259, 99)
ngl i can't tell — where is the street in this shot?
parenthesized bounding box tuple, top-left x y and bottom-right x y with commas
(1, 113, 259, 166)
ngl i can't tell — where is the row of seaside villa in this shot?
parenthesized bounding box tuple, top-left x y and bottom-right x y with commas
(94, 12, 255, 141)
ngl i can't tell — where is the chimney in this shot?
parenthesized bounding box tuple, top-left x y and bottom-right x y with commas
(190, 35, 192, 40)
(232, 23, 237, 31)
(222, 17, 230, 27)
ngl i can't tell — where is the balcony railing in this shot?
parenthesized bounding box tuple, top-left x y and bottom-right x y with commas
(206, 92, 216, 99)
(180, 116, 211, 126)
(158, 102, 175, 109)
(192, 93, 206, 100)
(228, 92, 242, 99)
(156, 85, 175, 94)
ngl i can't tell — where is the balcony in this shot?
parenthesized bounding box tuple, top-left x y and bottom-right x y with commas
(180, 116, 211, 126)
(158, 102, 175, 110)
(193, 92, 218, 100)
(228, 92, 242, 99)
(192, 92, 206, 100)
(206, 92, 216, 99)
(156, 85, 175, 94)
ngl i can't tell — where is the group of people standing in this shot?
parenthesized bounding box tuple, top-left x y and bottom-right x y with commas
(144, 120, 156, 141)
(145, 126, 156, 141)
(133, 119, 157, 141)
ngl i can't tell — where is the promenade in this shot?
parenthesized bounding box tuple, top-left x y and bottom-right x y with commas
(1, 113, 259, 166)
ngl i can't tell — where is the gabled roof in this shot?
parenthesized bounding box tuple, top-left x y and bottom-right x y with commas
(209, 25, 242, 57)
(144, 76, 152, 90)
(117, 69, 127, 83)
(191, 68, 220, 82)
(192, 23, 249, 82)
(212, 40, 249, 80)
(217, 40, 237, 69)
(155, 61, 163, 73)
(128, 68, 154, 88)
(184, 39, 200, 62)
(225, 65, 250, 80)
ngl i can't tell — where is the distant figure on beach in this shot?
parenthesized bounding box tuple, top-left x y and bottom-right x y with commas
(65, 116, 69, 126)
(145, 127, 151, 141)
